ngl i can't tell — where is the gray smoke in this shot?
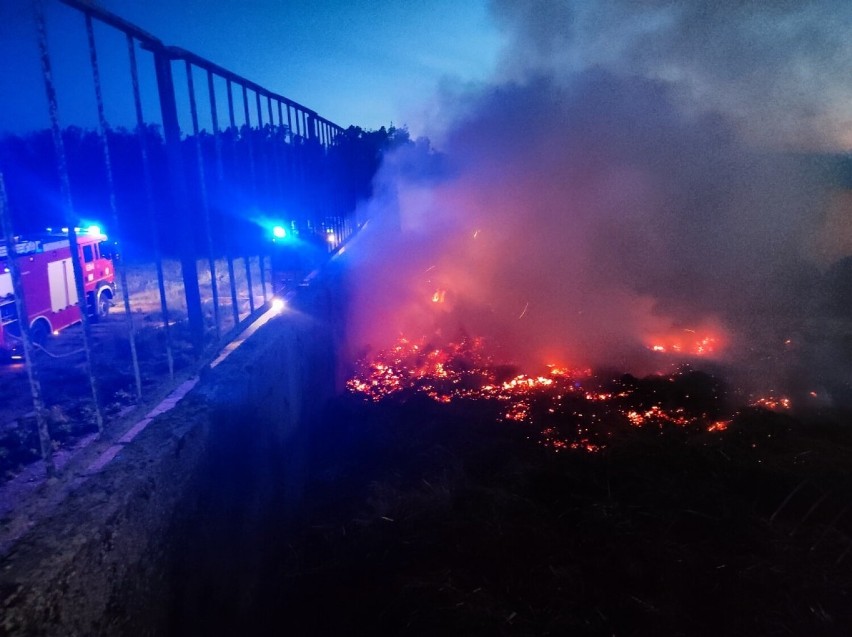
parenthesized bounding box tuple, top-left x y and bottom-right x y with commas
(345, 0, 851, 398)
(491, 0, 852, 149)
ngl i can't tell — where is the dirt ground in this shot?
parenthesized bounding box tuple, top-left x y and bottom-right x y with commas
(0, 257, 272, 482)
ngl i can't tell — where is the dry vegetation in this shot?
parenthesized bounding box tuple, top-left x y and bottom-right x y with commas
(224, 390, 852, 636)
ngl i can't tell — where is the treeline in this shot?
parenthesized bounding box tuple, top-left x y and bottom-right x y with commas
(0, 123, 411, 259)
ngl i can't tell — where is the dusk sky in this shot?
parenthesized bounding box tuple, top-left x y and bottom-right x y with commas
(3, 1, 852, 148)
(0, 0, 505, 135)
(97, 0, 507, 133)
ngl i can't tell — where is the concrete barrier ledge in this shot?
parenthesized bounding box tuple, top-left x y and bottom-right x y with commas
(0, 277, 339, 636)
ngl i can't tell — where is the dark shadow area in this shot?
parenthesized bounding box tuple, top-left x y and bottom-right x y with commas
(159, 384, 852, 636)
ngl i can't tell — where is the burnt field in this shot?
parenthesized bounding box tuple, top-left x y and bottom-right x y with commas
(173, 370, 852, 637)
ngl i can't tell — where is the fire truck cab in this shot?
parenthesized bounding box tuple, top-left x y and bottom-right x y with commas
(0, 230, 116, 359)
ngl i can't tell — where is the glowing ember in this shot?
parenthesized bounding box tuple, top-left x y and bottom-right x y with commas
(348, 336, 737, 453)
(708, 420, 731, 432)
(647, 330, 722, 357)
(625, 405, 691, 428)
(750, 395, 792, 411)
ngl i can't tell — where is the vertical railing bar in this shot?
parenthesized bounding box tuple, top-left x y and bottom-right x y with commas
(128, 34, 174, 380)
(277, 100, 291, 212)
(268, 98, 286, 300)
(206, 69, 232, 333)
(294, 109, 306, 232)
(254, 89, 266, 206)
(304, 112, 313, 233)
(85, 14, 143, 401)
(276, 99, 287, 211)
(275, 100, 285, 239)
(34, 0, 104, 433)
(268, 95, 284, 211)
(208, 72, 224, 183)
(241, 84, 257, 192)
(223, 78, 241, 326)
(254, 91, 268, 304)
(185, 61, 221, 341)
(0, 174, 55, 478)
(259, 253, 267, 304)
(151, 49, 205, 354)
(241, 84, 255, 314)
(285, 104, 298, 230)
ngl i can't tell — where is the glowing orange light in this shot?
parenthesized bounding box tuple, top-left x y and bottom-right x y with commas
(646, 329, 722, 357)
(348, 336, 737, 455)
(708, 420, 731, 432)
(751, 396, 791, 411)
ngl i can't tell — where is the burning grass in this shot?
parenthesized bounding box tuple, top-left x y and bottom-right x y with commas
(346, 336, 794, 455)
(161, 333, 852, 635)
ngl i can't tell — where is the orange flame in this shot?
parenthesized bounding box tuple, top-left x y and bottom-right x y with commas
(646, 328, 724, 357)
(347, 335, 737, 454)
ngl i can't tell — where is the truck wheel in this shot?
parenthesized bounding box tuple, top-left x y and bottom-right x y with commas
(29, 320, 49, 347)
(90, 289, 112, 323)
(97, 290, 112, 320)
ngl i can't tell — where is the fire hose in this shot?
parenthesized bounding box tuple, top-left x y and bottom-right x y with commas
(5, 331, 87, 358)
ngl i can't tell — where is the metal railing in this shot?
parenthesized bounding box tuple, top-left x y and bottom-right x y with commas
(0, 0, 364, 478)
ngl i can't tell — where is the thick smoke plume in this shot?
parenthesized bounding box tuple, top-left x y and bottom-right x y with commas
(492, 0, 852, 149)
(345, 0, 852, 397)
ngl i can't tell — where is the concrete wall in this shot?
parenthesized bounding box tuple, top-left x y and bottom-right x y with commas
(0, 275, 342, 636)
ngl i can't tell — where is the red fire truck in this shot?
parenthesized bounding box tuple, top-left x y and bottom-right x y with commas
(0, 230, 116, 359)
